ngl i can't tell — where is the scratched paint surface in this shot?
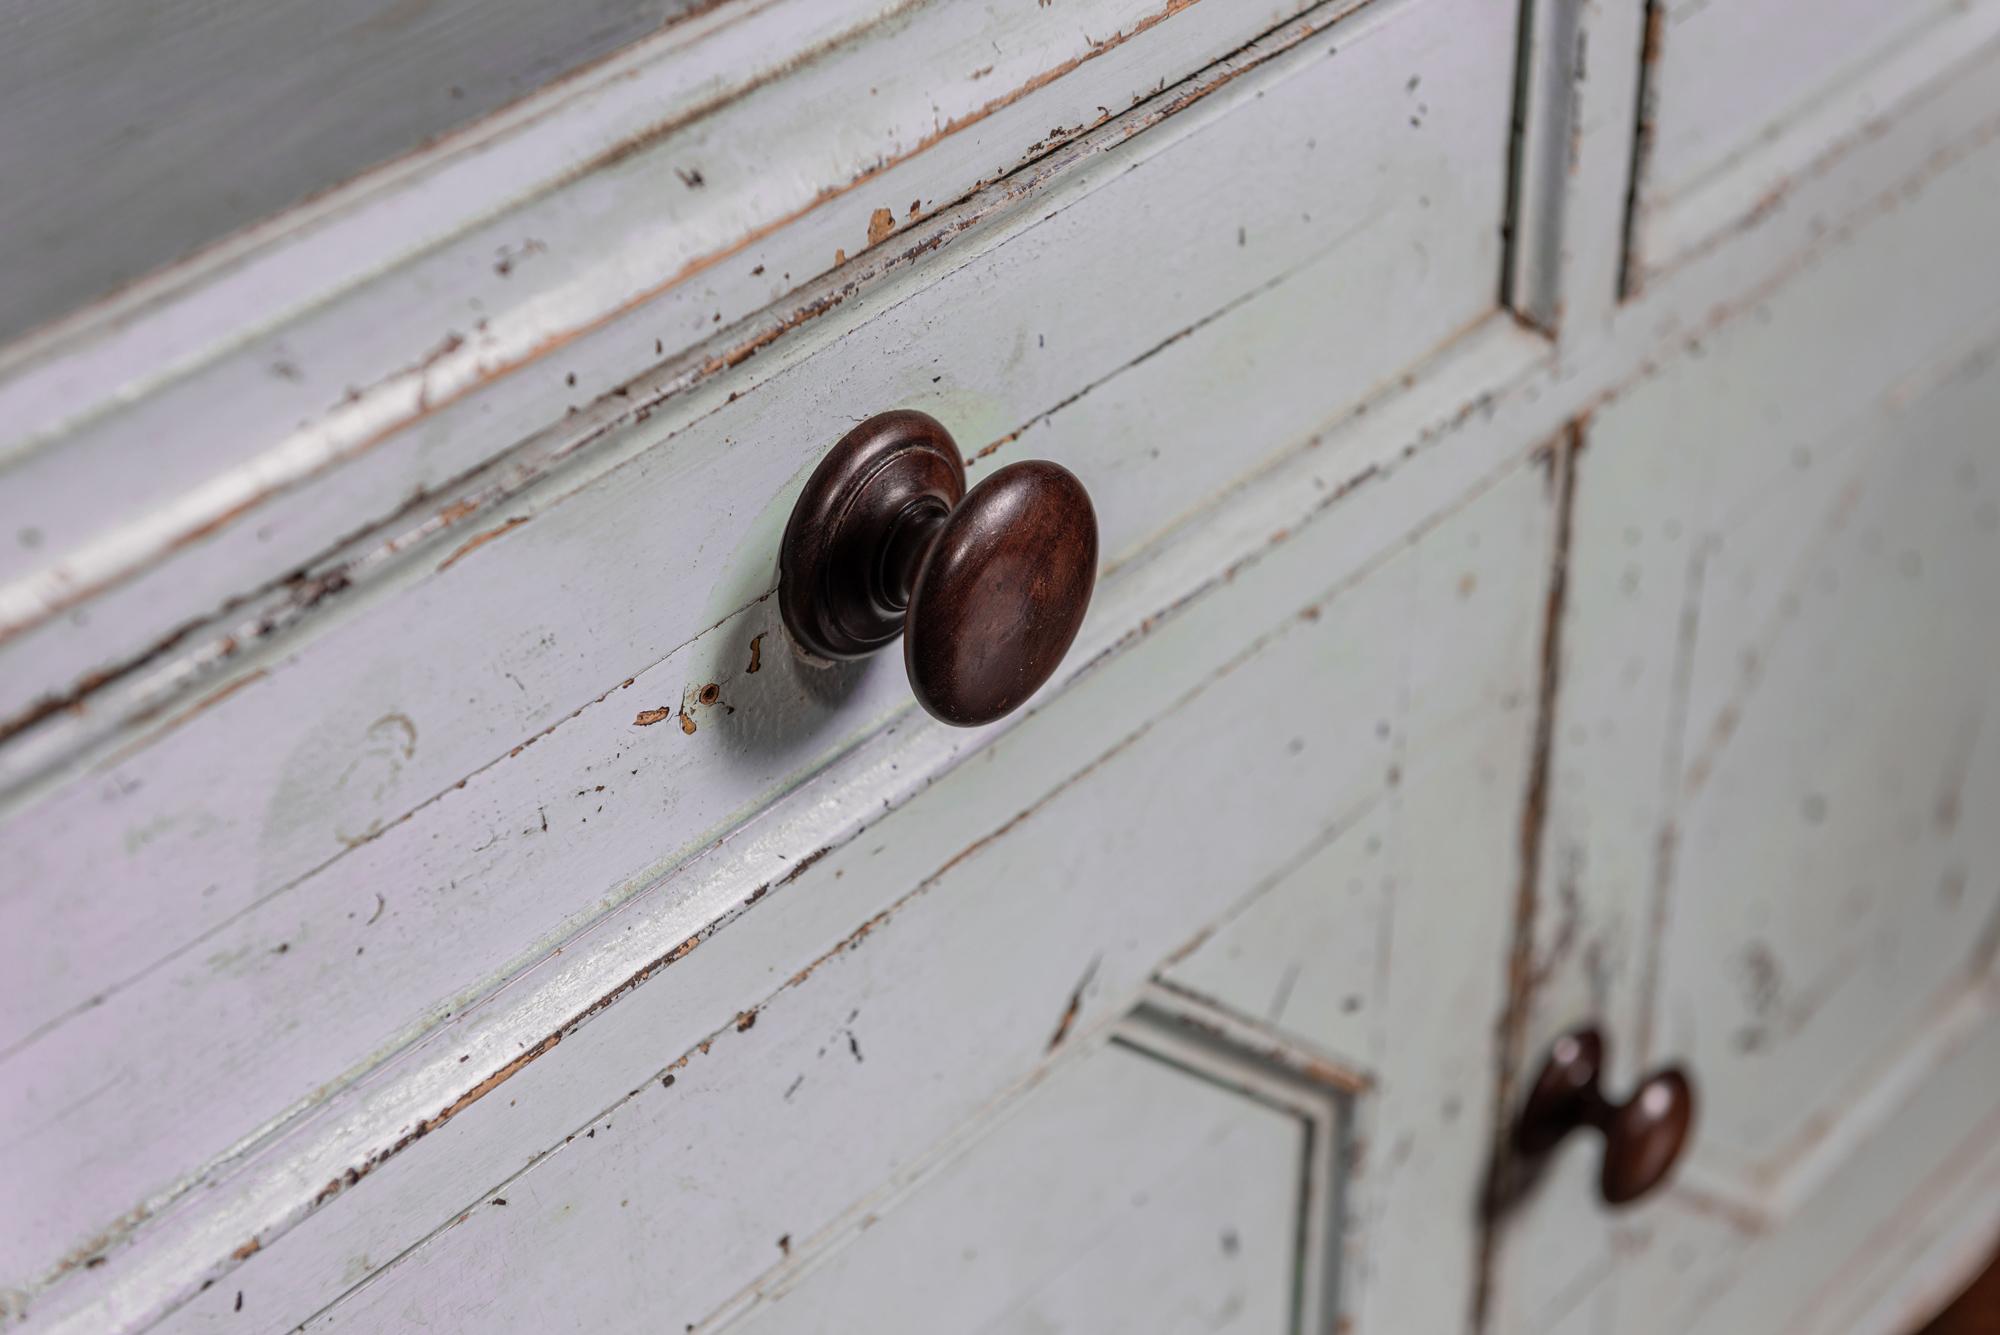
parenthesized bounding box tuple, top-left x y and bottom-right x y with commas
(277, 442, 1548, 1335)
(1663, 356, 2000, 1180)
(0, 0, 1520, 1327)
(0, 0, 1340, 737)
(0, 0, 1522, 1308)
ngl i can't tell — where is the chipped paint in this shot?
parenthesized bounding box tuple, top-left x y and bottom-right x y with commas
(436, 517, 529, 572)
(866, 207, 896, 247)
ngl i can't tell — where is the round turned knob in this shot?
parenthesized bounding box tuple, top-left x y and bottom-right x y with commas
(1514, 1027, 1695, 1206)
(778, 410, 1098, 727)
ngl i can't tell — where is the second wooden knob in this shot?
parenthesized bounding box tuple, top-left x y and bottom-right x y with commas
(1514, 1026, 1695, 1206)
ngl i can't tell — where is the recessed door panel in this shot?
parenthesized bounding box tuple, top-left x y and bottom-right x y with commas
(724, 1010, 1343, 1335)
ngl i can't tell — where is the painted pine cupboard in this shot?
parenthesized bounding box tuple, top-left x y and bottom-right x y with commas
(0, 0, 1995, 1331)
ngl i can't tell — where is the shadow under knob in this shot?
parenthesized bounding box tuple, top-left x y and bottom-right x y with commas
(779, 410, 1097, 727)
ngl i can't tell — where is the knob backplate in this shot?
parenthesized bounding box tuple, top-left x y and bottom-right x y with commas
(779, 410, 966, 660)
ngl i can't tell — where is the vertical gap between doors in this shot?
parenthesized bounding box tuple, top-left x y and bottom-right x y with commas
(1469, 418, 1581, 1332)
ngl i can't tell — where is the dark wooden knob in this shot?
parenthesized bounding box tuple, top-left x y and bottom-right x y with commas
(779, 410, 1098, 727)
(1514, 1027, 1695, 1206)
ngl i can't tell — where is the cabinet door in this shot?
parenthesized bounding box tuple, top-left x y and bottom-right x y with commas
(1493, 99, 2000, 1335)
(1626, 0, 2000, 286)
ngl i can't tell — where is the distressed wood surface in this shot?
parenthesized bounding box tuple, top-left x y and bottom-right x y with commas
(26, 34, 2000, 1324)
(39, 303, 1539, 1334)
(1491, 86, 2000, 1335)
(0, 0, 1515, 1064)
(262, 421, 1550, 1335)
(1515, 1019, 2000, 1335)
(0, 0, 1526, 1324)
(73, 315, 1542, 1334)
(0, 0, 1341, 738)
(10, 0, 2000, 1328)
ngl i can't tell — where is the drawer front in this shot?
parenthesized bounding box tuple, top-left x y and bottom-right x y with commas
(0, 0, 1534, 1329)
(1627, 0, 2000, 282)
(0, 0, 1334, 725)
